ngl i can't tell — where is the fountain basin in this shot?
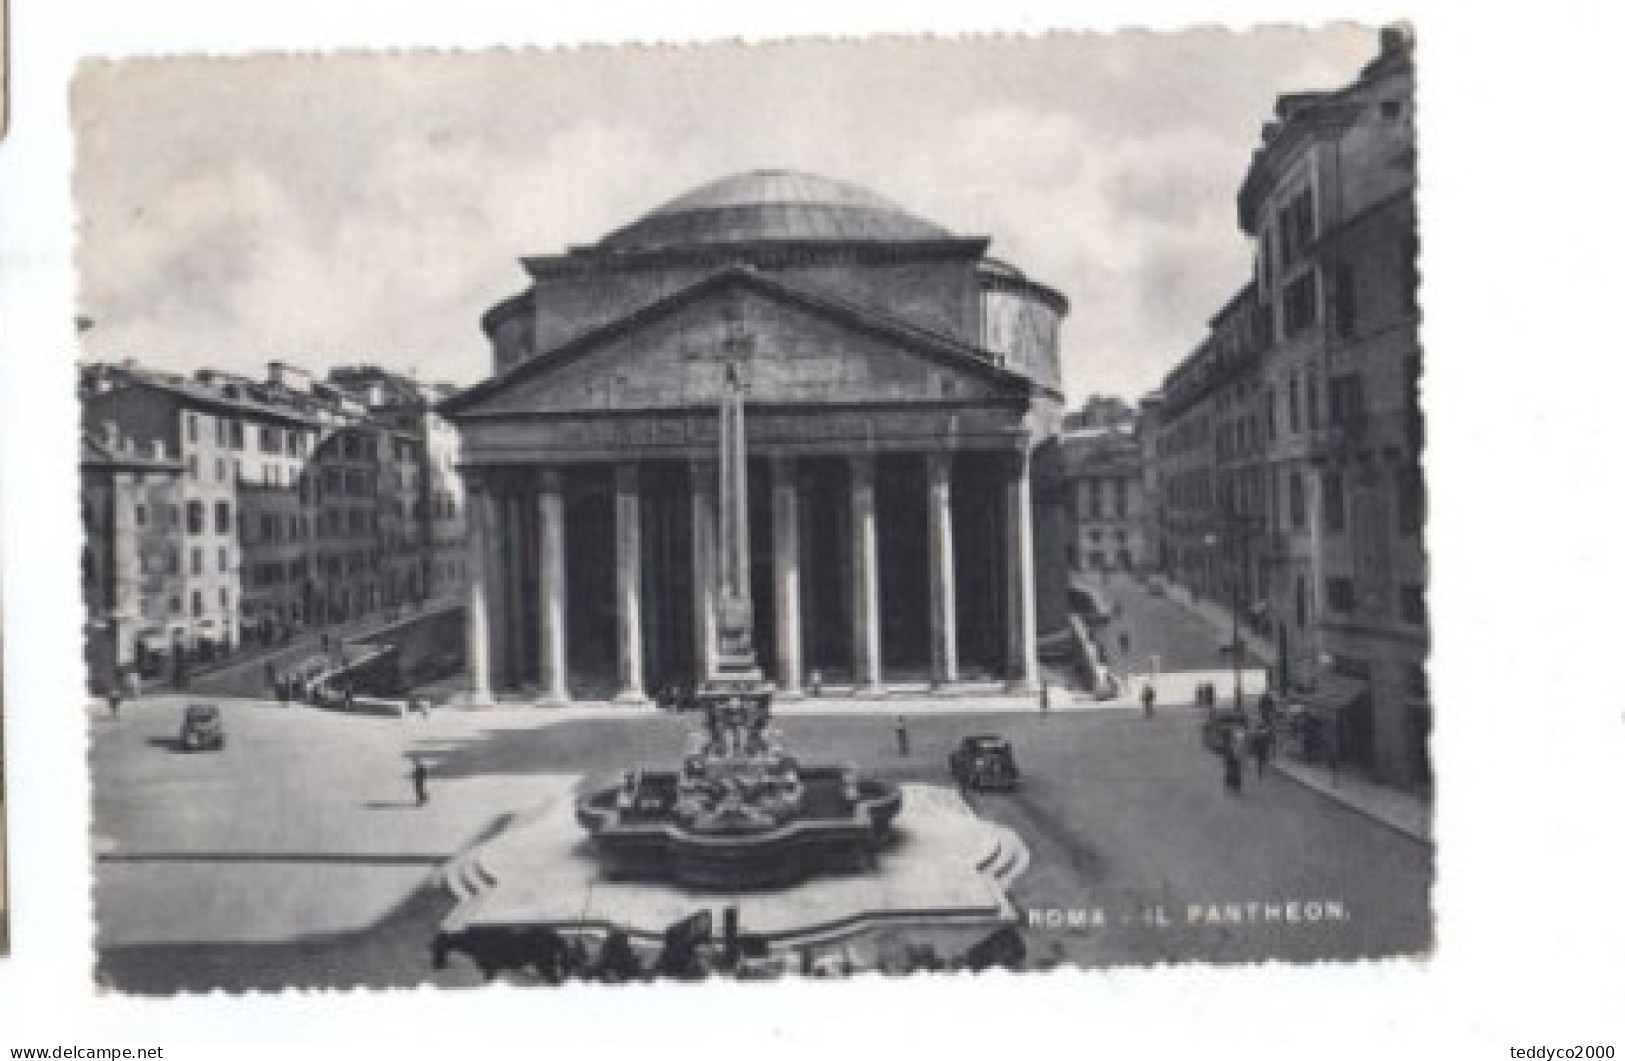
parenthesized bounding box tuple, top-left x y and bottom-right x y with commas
(577, 767, 902, 890)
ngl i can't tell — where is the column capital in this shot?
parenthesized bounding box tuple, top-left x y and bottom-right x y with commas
(535, 465, 564, 494)
(849, 452, 876, 485)
(615, 461, 639, 493)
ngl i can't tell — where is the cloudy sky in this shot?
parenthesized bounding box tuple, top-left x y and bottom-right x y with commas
(75, 28, 1374, 403)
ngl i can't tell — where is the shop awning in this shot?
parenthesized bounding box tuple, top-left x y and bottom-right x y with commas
(1296, 674, 1368, 717)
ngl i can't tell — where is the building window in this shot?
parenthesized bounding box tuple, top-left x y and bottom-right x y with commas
(1089, 551, 1106, 570)
(1322, 471, 1346, 533)
(135, 504, 148, 528)
(1278, 188, 1315, 269)
(1114, 478, 1127, 519)
(218, 547, 230, 573)
(216, 457, 228, 482)
(1294, 575, 1307, 629)
(1326, 577, 1355, 614)
(186, 455, 199, 480)
(220, 587, 230, 610)
(1282, 271, 1319, 337)
(187, 413, 199, 444)
(1330, 374, 1366, 429)
(1289, 470, 1306, 530)
(1333, 262, 1358, 338)
(168, 547, 180, 574)
(1401, 584, 1427, 625)
(190, 547, 202, 576)
(214, 501, 231, 535)
(170, 595, 182, 616)
(1306, 371, 1321, 431)
(1288, 374, 1302, 433)
(1397, 466, 1426, 535)
(216, 418, 228, 446)
(230, 421, 244, 450)
(186, 501, 204, 535)
(191, 590, 204, 618)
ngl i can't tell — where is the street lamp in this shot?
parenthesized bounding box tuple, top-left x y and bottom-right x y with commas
(1203, 524, 1247, 712)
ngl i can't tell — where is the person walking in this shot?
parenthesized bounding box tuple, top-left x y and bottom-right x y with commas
(1222, 738, 1243, 794)
(1038, 678, 1051, 716)
(1140, 681, 1156, 718)
(1249, 722, 1273, 780)
(411, 756, 429, 807)
(894, 717, 910, 758)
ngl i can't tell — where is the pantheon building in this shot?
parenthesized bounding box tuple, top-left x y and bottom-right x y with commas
(441, 171, 1071, 704)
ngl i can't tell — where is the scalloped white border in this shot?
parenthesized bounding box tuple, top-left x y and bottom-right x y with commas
(4, 0, 1624, 1055)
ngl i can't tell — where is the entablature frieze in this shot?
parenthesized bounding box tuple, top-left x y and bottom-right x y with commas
(458, 404, 1033, 466)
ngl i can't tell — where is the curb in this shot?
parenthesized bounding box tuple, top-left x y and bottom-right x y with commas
(1269, 761, 1432, 845)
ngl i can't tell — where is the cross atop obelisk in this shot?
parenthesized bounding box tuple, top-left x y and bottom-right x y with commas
(710, 316, 764, 685)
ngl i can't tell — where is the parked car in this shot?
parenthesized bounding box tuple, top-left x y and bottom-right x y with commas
(179, 703, 224, 751)
(1201, 708, 1248, 754)
(950, 734, 1021, 791)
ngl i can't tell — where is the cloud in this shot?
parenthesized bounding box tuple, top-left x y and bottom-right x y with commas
(76, 29, 1376, 403)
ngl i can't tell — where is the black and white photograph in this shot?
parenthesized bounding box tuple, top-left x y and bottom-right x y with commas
(69, 27, 1436, 992)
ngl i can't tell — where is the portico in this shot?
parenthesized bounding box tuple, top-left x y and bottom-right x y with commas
(456, 442, 1040, 705)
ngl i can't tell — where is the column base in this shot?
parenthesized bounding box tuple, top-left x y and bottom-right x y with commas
(613, 689, 652, 707)
(467, 690, 496, 709)
(534, 694, 571, 709)
(854, 683, 887, 698)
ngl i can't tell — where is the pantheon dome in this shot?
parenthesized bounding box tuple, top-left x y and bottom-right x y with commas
(597, 170, 959, 250)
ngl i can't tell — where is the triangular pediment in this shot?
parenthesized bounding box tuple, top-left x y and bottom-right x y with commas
(444, 269, 1029, 418)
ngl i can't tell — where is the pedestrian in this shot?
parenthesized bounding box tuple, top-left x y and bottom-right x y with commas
(1250, 722, 1273, 780)
(1039, 678, 1051, 716)
(1222, 740, 1243, 794)
(1259, 689, 1278, 730)
(411, 756, 429, 806)
(1118, 631, 1131, 656)
(894, 716, 910, 758)
(1140, 681, 1156, 718)
(107, 679, 121, 718)
(343, 684, 356, 713)
(264, 661, 277, 697)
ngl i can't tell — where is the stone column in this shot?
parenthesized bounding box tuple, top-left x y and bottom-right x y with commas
(614, 462, 647, 703)
(771, 455, 803, 696)
(536, 467, 569, 704)
(927, 451, 959, 687)
(850, 453, 883, 693)
(464, 474, 494, 706)
(484, 487, 510, 692)
(1005, 448, 1040, 691)
(690, 459, 719, 683)
(504, 492, 525, 688)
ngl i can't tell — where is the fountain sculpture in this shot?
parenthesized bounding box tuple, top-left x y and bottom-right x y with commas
(576, 331, 901, 890)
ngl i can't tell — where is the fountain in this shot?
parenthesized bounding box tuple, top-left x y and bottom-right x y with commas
(575, 334, 902, 890)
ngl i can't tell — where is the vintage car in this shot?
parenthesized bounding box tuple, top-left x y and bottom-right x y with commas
(1201, 707, 1249, 754)
(179, 703, 224, 752)
(950, 734, 1021, 791)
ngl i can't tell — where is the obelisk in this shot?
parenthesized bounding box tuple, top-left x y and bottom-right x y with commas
(707, 329, 765, 689)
